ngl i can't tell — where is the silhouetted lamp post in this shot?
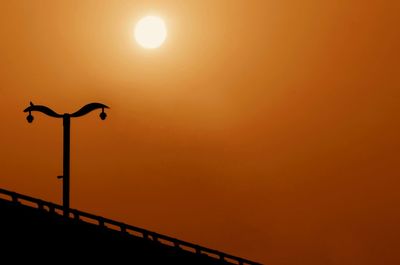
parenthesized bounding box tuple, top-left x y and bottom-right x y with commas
(24, 102, 109, 217)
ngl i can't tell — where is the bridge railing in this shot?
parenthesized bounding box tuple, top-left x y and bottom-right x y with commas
(0, 188, 261, 265)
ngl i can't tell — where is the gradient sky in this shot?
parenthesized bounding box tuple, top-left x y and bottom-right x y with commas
(1, 1, 399, 264)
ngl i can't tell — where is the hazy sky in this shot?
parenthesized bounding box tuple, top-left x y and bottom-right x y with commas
(1, 1, 399, 264)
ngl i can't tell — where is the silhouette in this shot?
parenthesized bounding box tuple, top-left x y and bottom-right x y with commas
(0, 188, 261, 264)
(19, 103, 262, 263)
(23, 102, 109, 217)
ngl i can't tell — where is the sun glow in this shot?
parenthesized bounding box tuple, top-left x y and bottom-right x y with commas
(134, 16, 167, 49)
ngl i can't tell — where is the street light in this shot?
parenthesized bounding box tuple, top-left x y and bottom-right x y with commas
(23, 102, 109, 217)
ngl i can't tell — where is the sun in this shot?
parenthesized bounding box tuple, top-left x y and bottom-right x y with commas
(134, 16, 167, 49)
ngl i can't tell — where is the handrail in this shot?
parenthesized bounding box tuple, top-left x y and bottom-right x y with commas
(0, 188, 262, 265)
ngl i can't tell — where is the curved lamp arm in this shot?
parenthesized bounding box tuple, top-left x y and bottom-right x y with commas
(23, 101, 110, 123)
(70, 103, 109, 119)
(24, 102, 63, 118)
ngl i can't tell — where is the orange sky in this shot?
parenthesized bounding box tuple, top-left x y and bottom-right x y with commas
(1, 1, 399, 264)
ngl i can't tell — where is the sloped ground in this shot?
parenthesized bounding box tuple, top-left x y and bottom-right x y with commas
(0, 197, 248, 264)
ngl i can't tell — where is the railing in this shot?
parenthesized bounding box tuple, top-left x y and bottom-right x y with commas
(0, 188, 262, 265)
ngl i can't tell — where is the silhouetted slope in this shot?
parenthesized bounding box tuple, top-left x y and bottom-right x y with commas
(0, 188, 261, 264)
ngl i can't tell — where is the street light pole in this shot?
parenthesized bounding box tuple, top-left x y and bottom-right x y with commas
(24, 102, 109, 217)
(63, 114, 71, 217)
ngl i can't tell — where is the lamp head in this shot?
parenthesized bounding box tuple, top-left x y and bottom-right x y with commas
(26, 111, 34, 123)
(100, 111, 107, 120)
